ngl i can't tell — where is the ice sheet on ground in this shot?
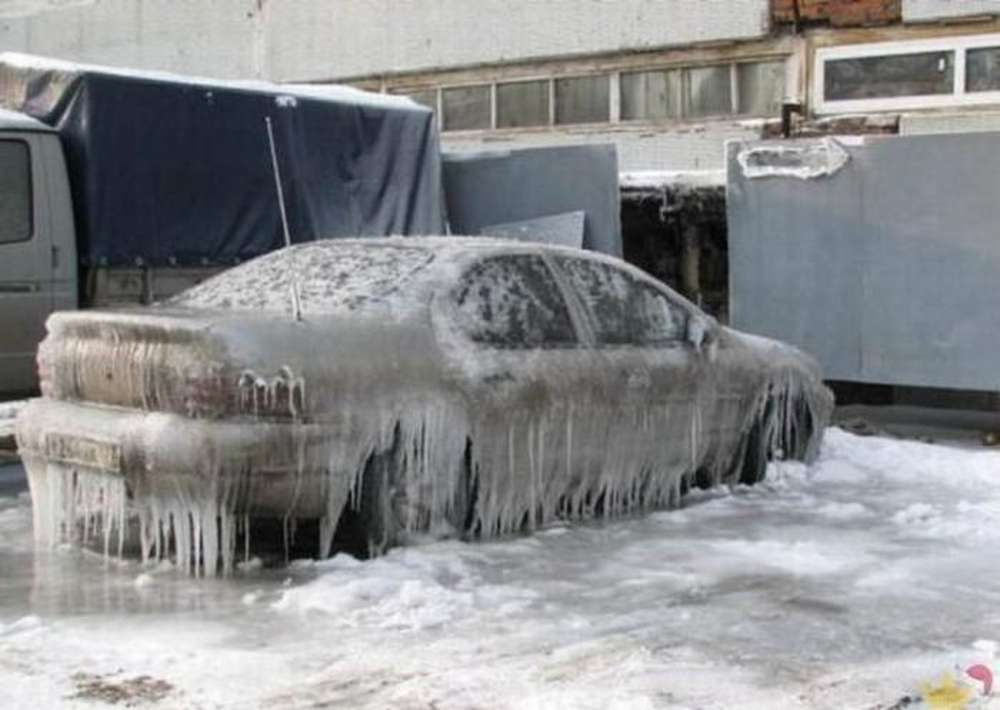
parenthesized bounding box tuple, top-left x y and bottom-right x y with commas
(3, 428, 1000, 708)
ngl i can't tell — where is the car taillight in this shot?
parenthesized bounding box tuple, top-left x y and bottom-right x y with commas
(234, 366, 306, 421)
(183, 373, 232, 419)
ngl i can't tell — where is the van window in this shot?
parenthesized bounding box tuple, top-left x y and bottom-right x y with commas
(0, 141, 31, 244)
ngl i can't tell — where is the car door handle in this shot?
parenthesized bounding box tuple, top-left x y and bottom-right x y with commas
(0, 282, 39, 293)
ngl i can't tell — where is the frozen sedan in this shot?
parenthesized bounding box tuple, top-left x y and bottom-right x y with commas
(17, 237, 833, 574)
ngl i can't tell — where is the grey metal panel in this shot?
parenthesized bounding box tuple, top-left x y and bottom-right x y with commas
(481, 211, 585, 249)
(442, 144, 622, 257)
(727, 133, 1000, 391)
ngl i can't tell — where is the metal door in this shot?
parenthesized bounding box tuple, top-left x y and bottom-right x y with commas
(0, 135, 54, 394)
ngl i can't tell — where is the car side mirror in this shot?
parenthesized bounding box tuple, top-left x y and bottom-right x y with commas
(686, 315, 716, 353)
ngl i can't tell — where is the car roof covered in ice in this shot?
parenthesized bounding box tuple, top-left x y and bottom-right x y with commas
(0, 107, 53, 132)
(167, 236, 592, 320)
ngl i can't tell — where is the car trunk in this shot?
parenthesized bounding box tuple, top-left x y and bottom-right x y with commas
(38, 309, 239, 419)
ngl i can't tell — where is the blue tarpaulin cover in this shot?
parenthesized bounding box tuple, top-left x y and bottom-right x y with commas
(0, 54, 444, 267)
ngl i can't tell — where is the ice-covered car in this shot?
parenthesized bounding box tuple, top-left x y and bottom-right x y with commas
(17, 237, 833, 574)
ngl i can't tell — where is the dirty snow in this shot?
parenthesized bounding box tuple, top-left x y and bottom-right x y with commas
(2, 428, 1000, 708)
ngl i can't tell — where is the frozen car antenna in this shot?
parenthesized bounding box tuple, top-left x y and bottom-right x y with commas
(265, 115, 303, 321)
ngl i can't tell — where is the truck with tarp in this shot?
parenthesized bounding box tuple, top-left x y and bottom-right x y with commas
(0, 53, 444, 395)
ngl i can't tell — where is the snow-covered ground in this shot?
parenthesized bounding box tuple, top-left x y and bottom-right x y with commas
(2, 428, 1000, 709)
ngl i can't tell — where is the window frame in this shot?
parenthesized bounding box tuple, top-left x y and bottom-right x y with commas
(625, 279, 690, 348)
(440, 82, 494, 132)
(0, 138, 34, 246)
(495, 78, 552, 129)
(390, 55, 789, 134)
(814, 33, 1000, 115)
(553, 72, 613, 126)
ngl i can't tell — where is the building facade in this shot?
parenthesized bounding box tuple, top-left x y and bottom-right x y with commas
(5, 0, 1000, 171)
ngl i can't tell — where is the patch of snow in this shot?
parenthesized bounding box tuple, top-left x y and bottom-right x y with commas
(816, 501, 870, 520)
(736, 137, 850, 180)
(893, 502, 939, 526)
(4, 432, 1000, 707)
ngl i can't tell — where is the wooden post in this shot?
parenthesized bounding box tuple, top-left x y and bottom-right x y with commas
(681, 223, 702, 307)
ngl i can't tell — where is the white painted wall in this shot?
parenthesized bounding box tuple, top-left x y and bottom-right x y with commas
(0, 0, 770, 172)
(899, 109, 1000, 134)
(266, 0, 770, 81)
(0, 0, 770, 81)
(0, 0, 262, 78)
(903, 0, 1000, 22)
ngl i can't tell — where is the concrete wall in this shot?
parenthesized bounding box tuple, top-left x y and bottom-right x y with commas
(0, 0, 772, 171)
(903, 0, 1000, 22)
(899, 110, 1000, 134)
(266, 0, 770, 81)
(0, 0, 262, 78)
(442, 123, 762, 172)
(0, 0, 771, 81)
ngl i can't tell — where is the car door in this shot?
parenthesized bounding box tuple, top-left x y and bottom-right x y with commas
(547, 254, 709, 492)
(443, 251, 603, 532)
(0, 135, 54, 395)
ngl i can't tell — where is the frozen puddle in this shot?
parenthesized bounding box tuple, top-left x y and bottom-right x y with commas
(2, 428, 1000, 708)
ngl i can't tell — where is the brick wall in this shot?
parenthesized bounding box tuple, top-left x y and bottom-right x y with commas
(772, 0, 901, 27)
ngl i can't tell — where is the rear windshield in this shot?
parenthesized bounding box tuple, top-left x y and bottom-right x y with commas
(169, 242, 437, 316)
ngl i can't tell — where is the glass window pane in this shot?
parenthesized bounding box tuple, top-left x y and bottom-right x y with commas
(453, 255, 576, 349)
(496, 80, 550, 128)
(442, 85, 491, 131)
(554, 256, 632, 346)
(967, 47, 1000, 92)
(628, 284, 686, 346)
(0, 141, 31, 244)
(824, 51, 954, 101)
(737, 61, 785, 116)
(620, 70, 681, 121)
(685, 65, 733, 118)
(400, 89, 437, 112)
(554, 75, 610, 125)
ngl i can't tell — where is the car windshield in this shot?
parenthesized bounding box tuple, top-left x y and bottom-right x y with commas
(168, 241, 437, 317)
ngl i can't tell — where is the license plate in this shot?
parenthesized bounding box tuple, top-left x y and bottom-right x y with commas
(45, 433, 122, 474)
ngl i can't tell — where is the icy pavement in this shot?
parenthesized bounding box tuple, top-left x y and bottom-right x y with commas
(2, 428, 1000, 709)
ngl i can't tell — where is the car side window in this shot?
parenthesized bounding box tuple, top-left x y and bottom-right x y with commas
(552, 256, 632, 345)
(555, 256, 686, 347)
(0, 141, 32, 245)
(628, 282, 686, 346)
(453, 254, 577, 349)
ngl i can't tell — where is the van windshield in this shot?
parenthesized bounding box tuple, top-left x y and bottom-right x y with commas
(0, 141, 31, 244)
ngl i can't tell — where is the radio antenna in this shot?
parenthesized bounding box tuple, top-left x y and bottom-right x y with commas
(265, 115, 303, 321)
